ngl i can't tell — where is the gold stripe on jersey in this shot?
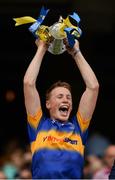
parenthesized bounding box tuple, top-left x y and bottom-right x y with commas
(30, 129, 84, 156)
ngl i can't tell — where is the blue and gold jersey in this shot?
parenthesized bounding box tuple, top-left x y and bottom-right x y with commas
(27, 109, 90, 179)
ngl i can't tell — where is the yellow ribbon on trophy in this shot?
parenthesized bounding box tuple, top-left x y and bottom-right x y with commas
(13, 16, 36, 26)
(59, 16, 81, 38)
(13, 16, 52, 42)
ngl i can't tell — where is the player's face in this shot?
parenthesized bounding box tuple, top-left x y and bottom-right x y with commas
(46, 87, 72, 121)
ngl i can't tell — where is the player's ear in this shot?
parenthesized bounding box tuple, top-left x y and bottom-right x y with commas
(46, 100, 50, 109)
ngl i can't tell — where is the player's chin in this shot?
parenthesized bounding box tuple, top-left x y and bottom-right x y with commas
(60, 118, 68, 122)
(58, 115, 69, 122)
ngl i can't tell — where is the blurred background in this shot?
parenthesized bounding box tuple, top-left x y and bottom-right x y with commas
(0, 0, 115, 161)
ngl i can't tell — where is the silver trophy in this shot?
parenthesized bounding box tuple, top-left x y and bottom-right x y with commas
(48, 17, 66, 55)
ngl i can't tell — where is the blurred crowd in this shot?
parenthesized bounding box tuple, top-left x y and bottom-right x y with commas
(84, 133, 115, 179)
(0, 133, 115, 179)
(0, 140, 32, 179)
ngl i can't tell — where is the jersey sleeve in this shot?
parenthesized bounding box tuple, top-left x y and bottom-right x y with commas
(27, 108, 43, 129)
(76, 111, 91, 133)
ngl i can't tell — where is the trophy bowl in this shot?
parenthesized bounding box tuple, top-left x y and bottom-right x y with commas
(48, 22, 66, 55)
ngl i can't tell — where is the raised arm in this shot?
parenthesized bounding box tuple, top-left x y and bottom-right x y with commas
(65, 40, 99, 121)
(23, 40, 48, 116)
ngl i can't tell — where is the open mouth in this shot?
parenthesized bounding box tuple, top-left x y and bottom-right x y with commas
(59, 105, 69, 116)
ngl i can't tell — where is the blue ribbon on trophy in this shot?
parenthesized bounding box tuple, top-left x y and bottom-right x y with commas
(29, 6, 49, 37)
(13, 6, 82, 55)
